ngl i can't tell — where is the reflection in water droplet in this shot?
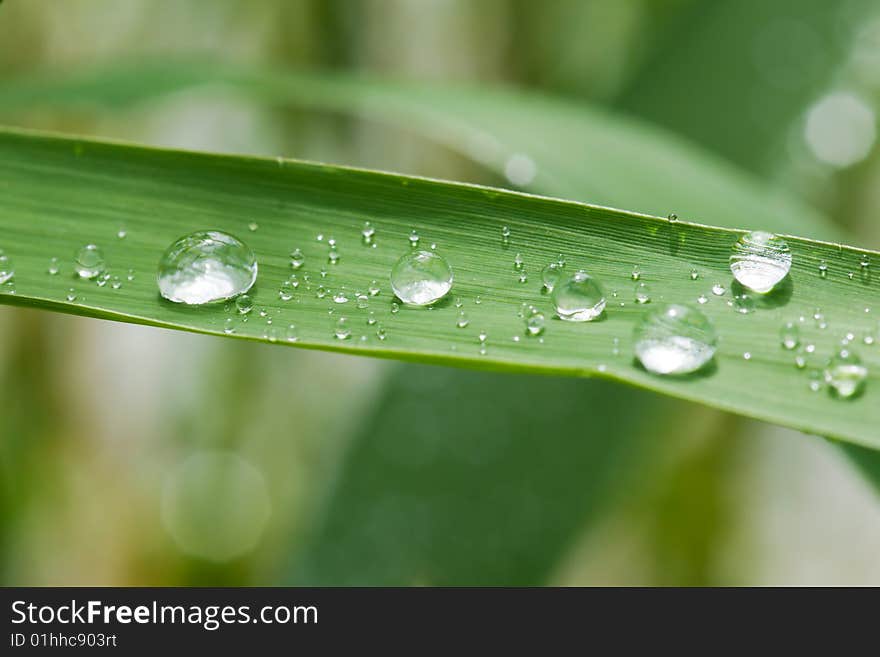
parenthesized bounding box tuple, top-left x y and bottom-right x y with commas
(75, 244, 105, 280)
(390, 250, 453, 306)
(825, 348, 868, 398)
(157, 231, 257, 304)
(729, 231, 791, 293)
(633, 304, 717, 375)
(552, 271, 606, 322)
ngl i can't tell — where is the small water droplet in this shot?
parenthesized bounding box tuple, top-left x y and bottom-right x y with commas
(552, 271, 606, 322)
(362, 221, 375, 245)
(316, 233, 324, 242)
(126, 269, 135, 281)
(633, 304, 717, 375)
(541, 263, 561, 291)
(825, 348, 867, 398)
(454, 296, 463, 308)
(368, 280, 380, 297)
(795, 354, 807, 369)
(478, 330, 488, 343)
(729, 231, 791, 293)
(631, 266, 641, 281)
(711, 283, 726, 296)
(110, 276, 122, 290)
(518, 271, 528, 284)
(66, 288, 77, 302)
(47, 257, 59, 276)
(818, 260, 828, 278)
(474, 295, 482, 305)
(525, 308, 545, 336)
(376, 325, 387, 341)
(634, 282, 651, 304)
(74, 244, 105, 280)
(513, 253, 524, 270)
(390, 302, 399, 314)
(290, 248, 304, 270)
(732, 293, 755, 314)
(333, 290, 349, 304)
(328, 246, 340, 265)
(860, 254, 870, 269)
(667, 213, 678, 222)
(157, 231, 256, 304)
(286, 324, 298, 342)
(808, 370, 824, 393)
(279, 282, 293, 301)
(456, 310, 470, 328)
(248, 222, 258, 232)
(335, 317, 351, 340)
(316, 285, 327, 299)
(501, 226, 511, 242)
(390, 250, 453, 306)
(689, 268, 699, 281)
(224, 317, 235, 334)
(743, 352, 752, 361)
(235, 294, 253, 315)
(408, 230, 420, 248)
(367, 311, 377, 325)
(117, 228, 127, 239)
(780, 321, 800, 350)
(697, 294, 708, 305)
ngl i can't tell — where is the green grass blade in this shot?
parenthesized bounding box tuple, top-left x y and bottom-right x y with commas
(0, 126, 878, 445)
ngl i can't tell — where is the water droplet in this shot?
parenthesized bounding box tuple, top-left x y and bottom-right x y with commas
(795, 354, 807, 369)
(474, 295, 482, 305)
(780, 322, 800, 350)
(711, 283, 726, 296)
(316, 285, 327, 299)
(0, 253, 12, 285)
(333, 290, 349, 304)
(818, 260, 828, 278)
(235, 294, 253, 315)
(697, 294, 709, 305)
(224, 317, 235, 334)
(376, 325, 387, 341)
(456, 310, 470, 328)
(513, 253, 524, 270)
(320, 268, 328, 278)
(729, 231, 791, 293)
(110, 276, 122, 290)
(47, 257, 59, 276)
(248, 222, 258, 232)
(633, 304, 717, 375)
(556, 254, 566, 268)
(805, 343, 816, 354)
(667, 213, 678, 222)
(290, 248, 304, 270)
(390, 250, 453, 306)
(328, 245, 340, 265)
(525, 309, 545, 336)
(518, 271, 528, 284)
(278, 282, 293, 301)
(66, 288, 76, 302)
(634, 282, 651, 304)
(631, 266, 641, 281)
(825, 348, 867, 399)
(316, 233, 324, 242)
(541, 263, 561, 291)
(454, 296, 463, 308)
(391, 302, 399, 314)
(362, 221, 376, 245)
(478, 330, 488, 344)
(335, 317, 351, 340)
(689, 268, 699, 281)
(126, 269, 135, 281)
(552, 271, 606, 322)
(732, 293, 755, 314)
(74, 244, 105, 280)
(117, 227, 127, 239)
(408, 230, 420, 248)
(286, 324, 298, 342)
(501, 225, 511, 245)
(860, 254, 870, 269)
(808, 370, 824, 393)
(157, 231, 257, 304)
(367, 280, 380, 297)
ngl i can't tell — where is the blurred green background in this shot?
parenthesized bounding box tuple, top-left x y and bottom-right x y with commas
(2, 0, 880, 586)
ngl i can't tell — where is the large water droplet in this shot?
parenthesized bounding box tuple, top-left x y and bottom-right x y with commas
(729, 231, 791, 293)
(157, 230, 257, 304)
(552, 271, 605, 322)
(390, 250, 453, 306)
(825, 348, 867, 399)
(74, 244, 105, 280)
(633, 304, 717, 375)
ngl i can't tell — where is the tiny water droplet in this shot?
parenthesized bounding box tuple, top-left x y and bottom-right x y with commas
(525, 309, 545, 336)
(362, 221, 375, 244)
(631, 266, 641, 281)
(501, 225, 511, 244)
(732, 293, 755, 314)
(157, 231, 256, 304)
(320, 268, 328, 278)
(47, 257, 59, 276)
(556, 254, 566, 268)
(667, 213, 678, 222)
(290, 248, 304, 269)
(808, 370, 824, 393)
(390, 250, 453, 306)
(391, 302, 399, 314)
(286, 324, 298, 342)
(127, 269, 135, 281)
(697, 294, 708, 305)
(633, 304, 717, 375)
(456, 310, 470, 328)
(552, 271, 606, 322)
(316, 285, 327, 299)
(826, 348, 867, 399)
(860, 254, 870, 269)
(110, 276, 121, 290)
(711, 283, 726, 296)
(454, 296, 463, 308)
(117, 228, 127, 239)
(335, 317, 351, 340)
(408, 230, 420, 247)
(224, 317, 235, 334)
(795, 354, 807, 369)
(634, 282, 651, 304)
(368, 280, 380, 296)
(541, 263, 561, 291)
(689, 268, 699, 281)
(478, 330, 488, 343)
(333, 291, 349, 304)
(780, 322, 800, 350)
(743, 352, 752, 361)
(474, 295, 482, 305)
(328, 246, 340, 265)
(518, 271, 528, 284)
(514, 253, 524, 270)
(235, 294, 253, 314)
(818, 260, 828, 278)
(367, 311, 377, 325)
(729, 231, 791, 293)
(376, 325, 387, 341)
(248, 222, 258, 232)
(74, 244, 105, 280)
